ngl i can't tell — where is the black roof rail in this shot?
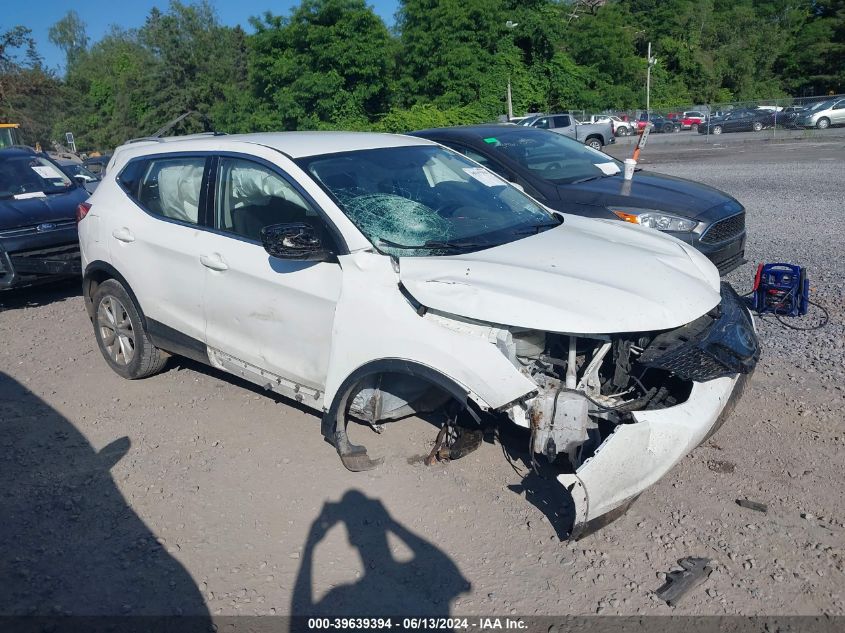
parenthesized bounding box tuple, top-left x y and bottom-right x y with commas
(124, 131, 227, 145)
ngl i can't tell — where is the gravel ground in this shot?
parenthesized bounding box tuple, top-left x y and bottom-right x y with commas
(1, 141, 844, 618)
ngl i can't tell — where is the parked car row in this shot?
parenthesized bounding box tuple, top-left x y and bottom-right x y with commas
(516, 114, 615, 150)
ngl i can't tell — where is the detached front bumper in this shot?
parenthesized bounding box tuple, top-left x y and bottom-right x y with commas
(559, 373, 748, 537)
(559, 283, 758, 537)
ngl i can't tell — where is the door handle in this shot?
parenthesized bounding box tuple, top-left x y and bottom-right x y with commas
(200, 253, 229, 271)
(111, 227, 135, 243)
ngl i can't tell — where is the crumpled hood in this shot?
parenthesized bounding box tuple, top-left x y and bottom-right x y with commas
(399, 215, 721, 334)
(560, 170, 739, 220)
(0, 187, 87, 230)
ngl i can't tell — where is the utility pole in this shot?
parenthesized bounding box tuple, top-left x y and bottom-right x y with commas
(646, 41, 655, 119)
(505, 20, 518, 121)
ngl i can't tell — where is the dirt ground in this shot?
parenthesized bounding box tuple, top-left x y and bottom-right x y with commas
(1, 141, 843, 618)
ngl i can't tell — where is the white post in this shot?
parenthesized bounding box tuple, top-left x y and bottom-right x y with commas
(646, 41, 652, 119)
(507, 77, 513, 121)
(505, 20, 518, 121)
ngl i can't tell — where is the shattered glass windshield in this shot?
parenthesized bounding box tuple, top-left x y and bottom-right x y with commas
(477, 130, 622, 184)
(298, 145, 558, 257)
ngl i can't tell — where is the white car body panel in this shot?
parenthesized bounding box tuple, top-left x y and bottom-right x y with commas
(400, 215, 721, 334)
(202, 231, 342, 392)
(323, 251, 537, 410)
(108, 206, 209, 342)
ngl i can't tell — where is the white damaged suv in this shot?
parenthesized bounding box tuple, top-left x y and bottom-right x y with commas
(78, 132, 759, 537)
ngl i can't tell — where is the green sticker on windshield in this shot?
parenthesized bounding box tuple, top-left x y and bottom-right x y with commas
(483, 137, 499, 144)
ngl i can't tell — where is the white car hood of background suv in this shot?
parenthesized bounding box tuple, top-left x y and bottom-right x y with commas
(399, 215, 722, 334)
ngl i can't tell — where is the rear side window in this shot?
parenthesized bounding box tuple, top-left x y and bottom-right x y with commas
(552, 115, 571, 127)
(119, 156, 206, 225)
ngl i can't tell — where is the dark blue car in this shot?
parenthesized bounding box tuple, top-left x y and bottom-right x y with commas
(0, 147, 88, 289)
(411, 125, 747, 275)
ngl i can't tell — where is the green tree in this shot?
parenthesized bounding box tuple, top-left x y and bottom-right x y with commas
(395, 0, 511, 114)
(0, 26, 65, 145)
(140, 1, 249, 135)
(48, 10, 89, 70)
(249, 0, 395, 131)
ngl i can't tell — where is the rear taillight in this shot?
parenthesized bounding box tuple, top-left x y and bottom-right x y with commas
(76, 202, 92, 223)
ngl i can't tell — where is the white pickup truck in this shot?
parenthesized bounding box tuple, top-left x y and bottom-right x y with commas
(586, 114, 634, 137)
(519, 114, 615, 150)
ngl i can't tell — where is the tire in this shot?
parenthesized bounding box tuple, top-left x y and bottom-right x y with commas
(662, 123, 674, 133)
(615, 126, 630, 137)
(816, 117, 830, 130)
(712, 125, 723, 135)
(752, 121, 763, 132)
(586, 137, 603, 151)
(92, 279, 167, 380)
(691, 123, 699, 132)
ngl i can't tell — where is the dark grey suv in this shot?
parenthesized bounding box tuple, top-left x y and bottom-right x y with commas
(0, 148, 86, 289)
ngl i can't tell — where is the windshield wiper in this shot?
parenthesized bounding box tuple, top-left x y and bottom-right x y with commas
(570, 170, 620, 184)
(377, 237, 489, 252)
(512, 221, 561, 236)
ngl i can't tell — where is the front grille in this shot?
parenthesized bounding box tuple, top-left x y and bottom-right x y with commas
(0, 219, 77, 238)
(716, 251, 746, 275)
(10, 243, 80, 259)
(638, 283, 759, 382)
(701, 213, 745, 244)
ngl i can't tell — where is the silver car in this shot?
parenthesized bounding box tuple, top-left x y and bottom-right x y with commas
(795, 98, 845, 129)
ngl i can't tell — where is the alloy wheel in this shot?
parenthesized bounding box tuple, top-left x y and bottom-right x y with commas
(97, 295, 136, 365)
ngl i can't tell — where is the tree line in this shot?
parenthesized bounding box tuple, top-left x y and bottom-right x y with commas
(1, 0, 843, 152)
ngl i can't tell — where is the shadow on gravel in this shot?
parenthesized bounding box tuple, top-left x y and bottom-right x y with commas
(292, 490, 470, 617)
(498, 424, 578, 540)
(0, 371, 210, 622)
(0, 279, 80, 311)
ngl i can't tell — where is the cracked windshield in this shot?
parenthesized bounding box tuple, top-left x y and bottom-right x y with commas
(300, 145, 559, 256)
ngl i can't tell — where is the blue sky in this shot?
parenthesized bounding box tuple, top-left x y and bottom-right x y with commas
(6, 0, 400, 72)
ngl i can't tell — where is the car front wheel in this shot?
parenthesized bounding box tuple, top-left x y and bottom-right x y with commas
(752, 121, 763, 132)
(615, 127, 630, 137)
(816, 117, 830, 129)
(92, 279, 167, 380)
(712, 125, 723, 135)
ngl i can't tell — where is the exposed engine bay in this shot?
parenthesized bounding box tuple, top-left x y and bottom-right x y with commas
(344, 283, 758, 479)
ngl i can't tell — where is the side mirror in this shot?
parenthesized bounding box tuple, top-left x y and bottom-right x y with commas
(260, 222, 331, 261)
(73, 175, 87, 185)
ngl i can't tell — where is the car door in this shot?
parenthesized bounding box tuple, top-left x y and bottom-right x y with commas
(736, 111, 753, 131)
(202, 154, 342, 394)
(831, 100, 845, 125)
(110, 154, 211, 344)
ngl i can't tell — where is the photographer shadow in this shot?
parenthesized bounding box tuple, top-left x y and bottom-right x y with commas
(0, 371, 209, 623)
(292, 490, 470, 617)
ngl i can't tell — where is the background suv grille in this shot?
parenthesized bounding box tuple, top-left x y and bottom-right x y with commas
(701, 213, 745, 244)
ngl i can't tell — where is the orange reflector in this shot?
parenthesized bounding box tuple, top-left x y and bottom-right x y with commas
(611, 210, 640, 224)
